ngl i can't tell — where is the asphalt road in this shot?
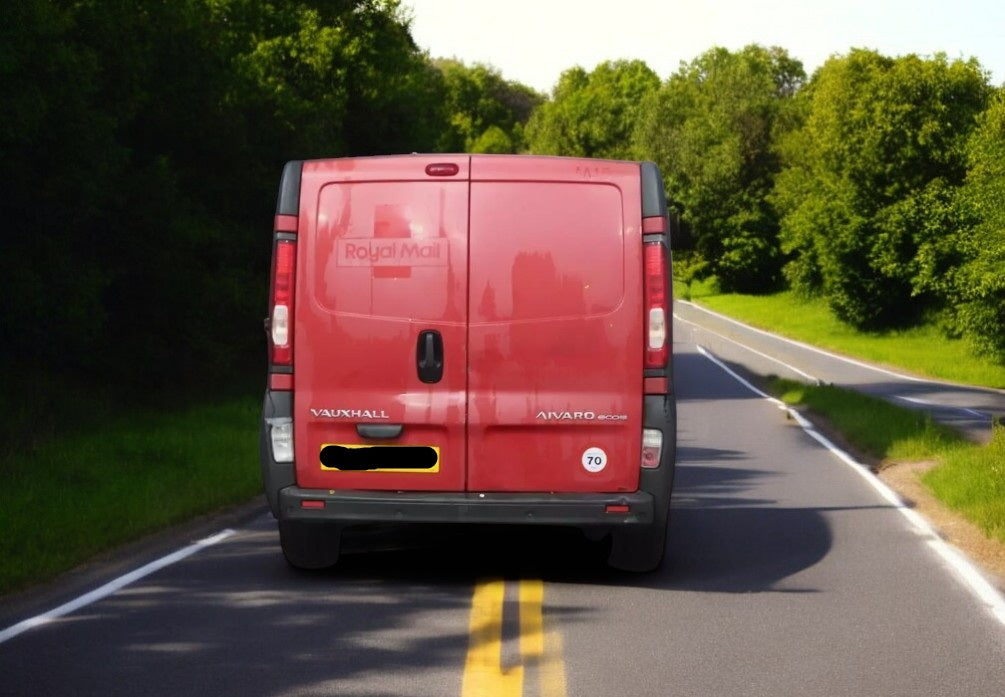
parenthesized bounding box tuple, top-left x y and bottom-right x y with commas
(2, 329, 1004, 696)
(675, 300, 1005, 443)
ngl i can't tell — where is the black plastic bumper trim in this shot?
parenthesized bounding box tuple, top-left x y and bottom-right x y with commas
(278, 488, 655, 526)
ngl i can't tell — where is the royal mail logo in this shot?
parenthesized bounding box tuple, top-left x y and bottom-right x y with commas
(337, 238, 449, 267)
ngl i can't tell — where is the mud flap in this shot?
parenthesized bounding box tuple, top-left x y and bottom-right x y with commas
(606, 503, 669, 572)
(279, 520, 342, 570)
(607, 393, 675, 572)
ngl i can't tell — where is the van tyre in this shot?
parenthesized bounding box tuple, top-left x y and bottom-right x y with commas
(607, 508, 668, 573)
(279, 520, 341, 570)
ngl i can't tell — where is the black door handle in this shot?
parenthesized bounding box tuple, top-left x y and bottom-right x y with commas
(416, 330, 444, 383)
(357, 423, 403, 439)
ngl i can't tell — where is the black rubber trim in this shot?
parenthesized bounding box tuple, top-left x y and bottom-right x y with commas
(260, 390, 295, 517)
(640, 161, 668, 219)
(276, 161, 303, 216)
(637, 393, 677, 515)
(274, 232, 297, 242)
(278, 488, 655, 526)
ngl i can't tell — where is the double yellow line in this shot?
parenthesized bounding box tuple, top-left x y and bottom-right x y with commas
(461, 579, 566, 697)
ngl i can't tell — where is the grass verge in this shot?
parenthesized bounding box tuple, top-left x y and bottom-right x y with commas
(683, 289, 1005, 388)
(767, 376, 1005, 543)
(0, 397, 261, 595)
(923, 432, 1005, 543)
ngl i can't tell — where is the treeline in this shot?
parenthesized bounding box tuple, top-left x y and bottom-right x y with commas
(524, 48, 1005, 363)
(3, 1, 1003, 429)
(1, 0, 539, 406)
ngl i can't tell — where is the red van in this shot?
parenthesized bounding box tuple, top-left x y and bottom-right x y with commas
(260, 154, 676, 571)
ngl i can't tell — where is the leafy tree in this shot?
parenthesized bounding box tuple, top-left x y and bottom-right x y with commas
(434, 59, 543, 153)
(636, 46, 805, 292)
(0, 0, 124, 372)
(950, 90, 1005, 360)
(525, 60, 660, 159)
(773, 50, 992, 329)
(0, 0, 453, 400)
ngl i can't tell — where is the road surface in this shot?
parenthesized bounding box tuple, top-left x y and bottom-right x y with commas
(675, 300, 1005, 443)
(2, 329, 1004, 696)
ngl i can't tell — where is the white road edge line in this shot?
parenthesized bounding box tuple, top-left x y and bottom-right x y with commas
(676, 305, 993, 423)
(675, 313, 821, 383)
(680, 300, 1005, 392)
(0, 528, 236, 645)
(696, 344, 1005, 628)
(893, 394, 987, 419)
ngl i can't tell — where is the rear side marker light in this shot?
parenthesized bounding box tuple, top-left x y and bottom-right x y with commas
(270, 239, 296, 366)
(642, 428, 663, 469)
(301, 500, 325, 510)
(605, 505, 631, 514)
(643, 242, 670, 369)
(267, 417, 294, 463)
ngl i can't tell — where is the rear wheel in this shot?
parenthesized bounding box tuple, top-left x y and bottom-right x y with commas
(279, 520, 342, 570)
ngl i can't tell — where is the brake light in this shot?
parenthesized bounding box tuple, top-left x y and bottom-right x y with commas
(643, 242, 669, 368)
(425, 162, 460, 176)
(270, 239, 296, 365)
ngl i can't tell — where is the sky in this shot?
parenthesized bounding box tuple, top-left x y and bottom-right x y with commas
(403, 0, 1005, 93)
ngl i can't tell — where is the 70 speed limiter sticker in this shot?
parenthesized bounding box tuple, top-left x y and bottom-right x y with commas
(581, 447, 608, 473)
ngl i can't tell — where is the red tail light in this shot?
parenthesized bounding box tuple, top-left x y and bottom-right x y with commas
(270, 239, 296, 366)
(643, 242, 669, 369)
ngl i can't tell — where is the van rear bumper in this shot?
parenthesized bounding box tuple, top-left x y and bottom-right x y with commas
(277, 487, 655, 526)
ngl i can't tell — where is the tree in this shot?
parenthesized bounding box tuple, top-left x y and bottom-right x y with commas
(635, 46, 805, 292)
(0, 0, 126, 373)
(773, 50, 992, 329)
(950, 89, 1005, 361)
(434, 59, 542, 153)
(525, 60, 660, 160)
(0, 0, 455, 398)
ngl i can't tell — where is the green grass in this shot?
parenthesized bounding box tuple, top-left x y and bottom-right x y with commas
(923, 430, 1005, 543)
(768, 377, 1005, 543)
(682, 289, 1005, 388)
(0, 398, 261, 595)
(768, 377, 968, 461)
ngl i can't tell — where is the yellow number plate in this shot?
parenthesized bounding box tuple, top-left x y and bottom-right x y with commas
(319, 444, 440, 473)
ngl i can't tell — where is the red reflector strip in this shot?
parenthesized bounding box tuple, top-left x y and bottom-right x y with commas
(644, 377, 668, 394)
(642, 216, 666, 233)
(274, 214, 298, 233)
(605, 505, 631, 514)
(301, 500, 325, 510)
(269, 373, 293, 390)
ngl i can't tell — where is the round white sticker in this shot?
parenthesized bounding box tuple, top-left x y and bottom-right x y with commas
(581, 447, 608, 473)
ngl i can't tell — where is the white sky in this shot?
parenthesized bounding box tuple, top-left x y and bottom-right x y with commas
(403, 0, 1005, 94)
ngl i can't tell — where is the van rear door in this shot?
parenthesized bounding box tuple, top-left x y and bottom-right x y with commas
(466, 156, 644, 493)
(293, 156, 469, 492)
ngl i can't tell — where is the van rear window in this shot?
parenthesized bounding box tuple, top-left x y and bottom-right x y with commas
(310, 181, 469, 322)
(470, 182, 625, 323)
